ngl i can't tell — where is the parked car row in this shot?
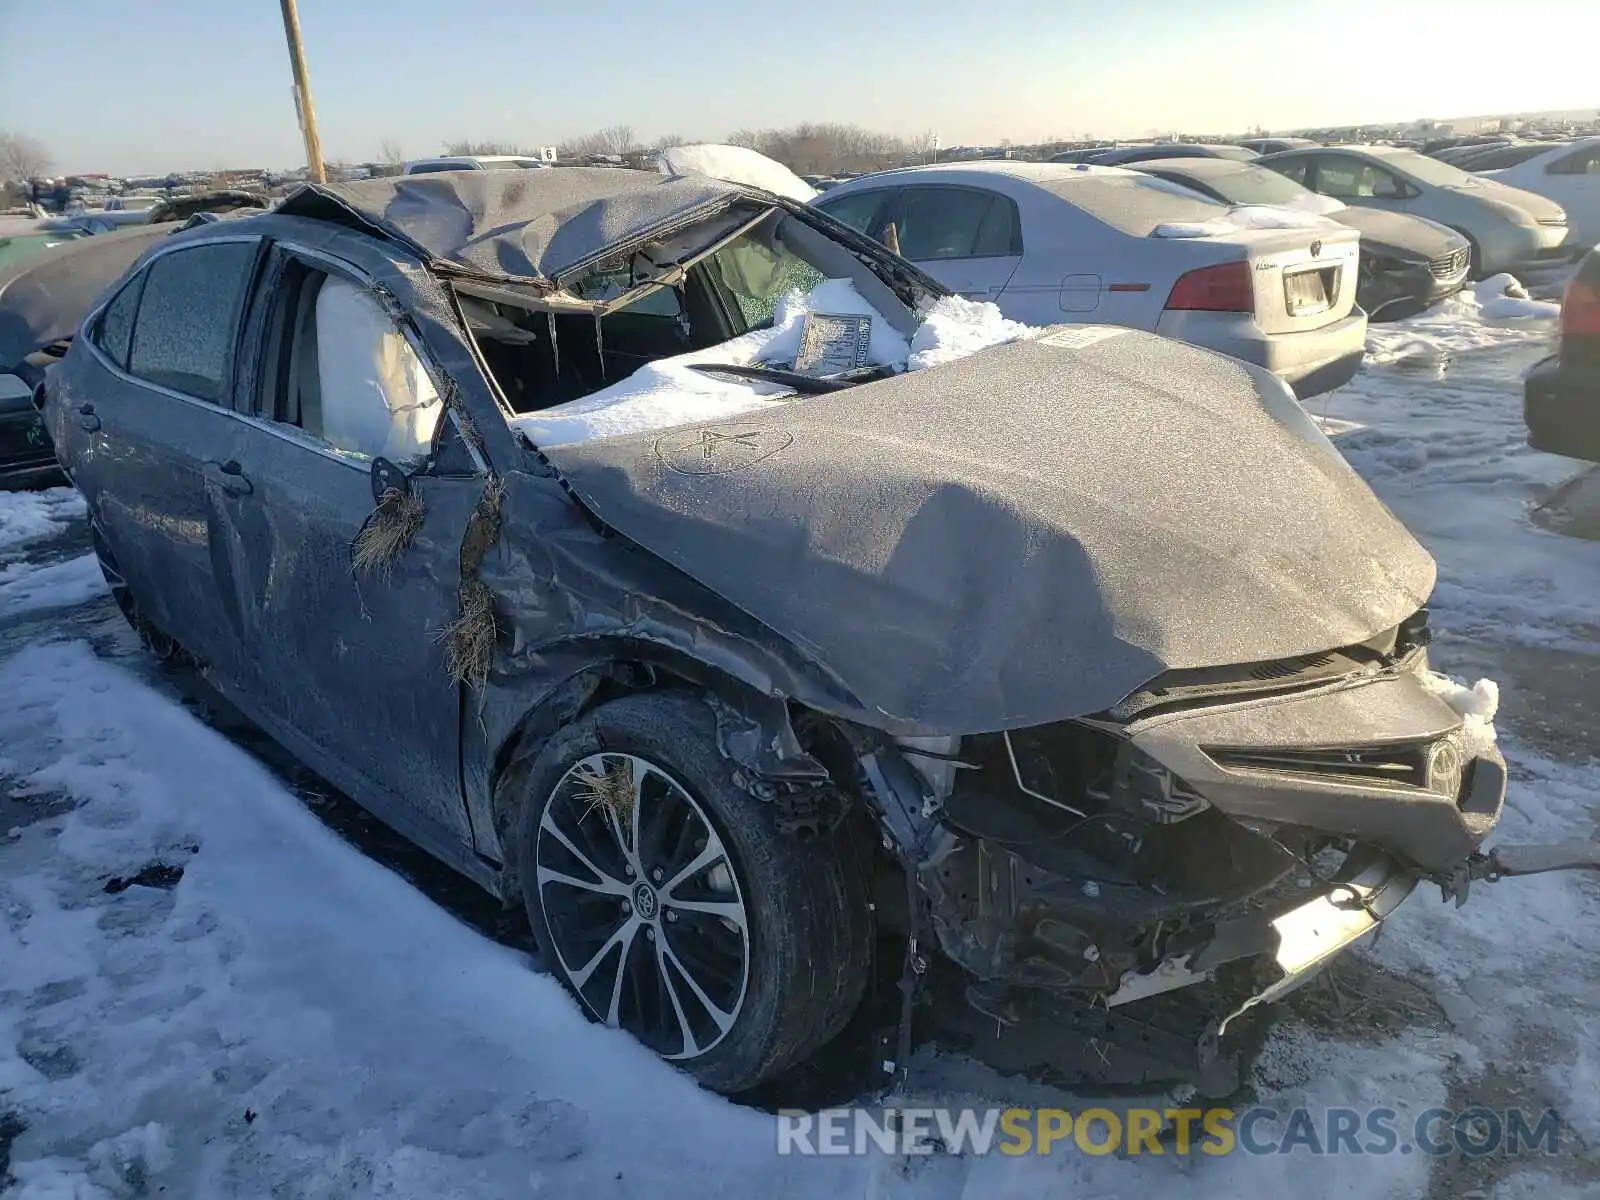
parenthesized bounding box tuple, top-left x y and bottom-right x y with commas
(1136, 158, 1471, 318)
(813, 161, 1367, 397)
(7, 166, 1593, 1101)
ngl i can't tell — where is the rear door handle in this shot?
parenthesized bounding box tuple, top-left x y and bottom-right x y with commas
(75, 402, 100, 432)
(205, 459, 252, 496)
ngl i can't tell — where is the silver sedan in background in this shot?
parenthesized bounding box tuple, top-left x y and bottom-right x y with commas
(1258, 145, 1569, 277)
(813, 162, 1365, 398)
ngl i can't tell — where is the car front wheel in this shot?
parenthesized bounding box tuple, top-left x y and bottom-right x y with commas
(514, 690, 871, 1093)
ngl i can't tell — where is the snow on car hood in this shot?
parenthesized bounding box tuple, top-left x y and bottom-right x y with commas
(539, 328, 1435, 731)
(511, 280, 1029, 448)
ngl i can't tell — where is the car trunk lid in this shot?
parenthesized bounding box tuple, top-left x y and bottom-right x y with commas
(1154, 217, 1359, 334)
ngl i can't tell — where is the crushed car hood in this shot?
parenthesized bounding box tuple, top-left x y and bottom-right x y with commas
(541, 328, 1436, 732)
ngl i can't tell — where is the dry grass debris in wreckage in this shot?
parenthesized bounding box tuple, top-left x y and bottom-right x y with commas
(439, 475, 505, 687)
(352, 487, 428, 578)
(572, 757, 638, 829)
(440, 578, 498, 688)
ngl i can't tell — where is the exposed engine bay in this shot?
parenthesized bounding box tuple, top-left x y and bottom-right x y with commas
(789, 610, 1596, 1095)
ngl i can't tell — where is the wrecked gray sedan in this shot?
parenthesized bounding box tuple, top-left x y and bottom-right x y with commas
(27, 169, 1598, 1096)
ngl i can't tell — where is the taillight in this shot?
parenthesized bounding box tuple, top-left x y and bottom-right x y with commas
(1562, 274, 1600, 337)
(1164, 261, 1254, 312)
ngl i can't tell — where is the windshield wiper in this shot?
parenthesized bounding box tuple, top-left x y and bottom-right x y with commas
(686, 362, 893, 394)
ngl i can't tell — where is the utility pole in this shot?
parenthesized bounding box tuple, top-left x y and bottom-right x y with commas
(278, 0, 326, 183)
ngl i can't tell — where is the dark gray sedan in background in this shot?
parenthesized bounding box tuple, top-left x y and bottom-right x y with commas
(1138, 157, 1471, 319)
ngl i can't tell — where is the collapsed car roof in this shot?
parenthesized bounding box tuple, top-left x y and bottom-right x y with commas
(276, 169, 748, 286)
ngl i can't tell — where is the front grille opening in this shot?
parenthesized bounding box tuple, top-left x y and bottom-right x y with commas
(1429, 248, 1469, 279)
(1207, 743, 1430, 789)
(1109, 609, 1432, 722)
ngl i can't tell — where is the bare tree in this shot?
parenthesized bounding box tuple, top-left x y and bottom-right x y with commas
(905, 130, 939, 164)
(442, 139, 539, 156)
(716, 123, 915, 176)
(558, 125, 640, 159)
(651, 133, 688, 151)
(377, 139, 405, 165)
(0, 132, 54, 184)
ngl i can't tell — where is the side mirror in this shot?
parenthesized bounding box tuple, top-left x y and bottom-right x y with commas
(370, 456, 410, 504)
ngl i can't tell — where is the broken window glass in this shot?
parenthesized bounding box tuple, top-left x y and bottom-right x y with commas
(128, 241, 257, 404)
(709, 234, 825, 329)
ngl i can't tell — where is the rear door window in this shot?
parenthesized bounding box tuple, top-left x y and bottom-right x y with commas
(814, 189, 892, 235)
(1270, 156, 1312, 185)
(893, 187, 1021, 260)
(127, 241, 258, 404)
(93, 274, 145, 369)
(1314, 158, 1367, 198)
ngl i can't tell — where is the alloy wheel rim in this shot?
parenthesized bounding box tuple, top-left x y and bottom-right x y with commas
(536, 752, 750, 1060)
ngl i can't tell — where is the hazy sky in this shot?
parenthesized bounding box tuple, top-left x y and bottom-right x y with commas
(3, 0, 1594, 175)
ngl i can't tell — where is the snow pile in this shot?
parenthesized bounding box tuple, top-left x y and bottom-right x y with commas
(657, 144, 817, 203)
(0, 488, 85, 555)
(1153, 205, 1338, 238)
(1363, 268, 1567, 365)
(1471, 272, 1562, 322)
(908, 295, 1031, 371)
(0, 640, 843, 1199)
(0, 553, 106, 616)
(1417, 670, 1501, 758)
(515, 280, 1029, 448)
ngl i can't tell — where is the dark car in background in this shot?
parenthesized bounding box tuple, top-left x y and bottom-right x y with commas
(1052, 143, 1260, 166)
(1525, 246, 1600, 461)
(0, 223, 174, 487)
(1236, 137, 1319, 155)
(1139, 157, 1471, 319)
(0, 369, 58, 487)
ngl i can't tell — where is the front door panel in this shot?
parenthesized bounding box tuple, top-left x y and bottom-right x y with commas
(218, 426, 481, 843)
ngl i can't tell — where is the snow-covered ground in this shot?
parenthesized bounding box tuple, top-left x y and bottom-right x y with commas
(2, 273, 1598, 1198)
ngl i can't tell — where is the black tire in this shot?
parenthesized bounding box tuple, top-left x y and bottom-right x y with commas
(513, 690, 872, 1093)
(90, 516, 181, 661)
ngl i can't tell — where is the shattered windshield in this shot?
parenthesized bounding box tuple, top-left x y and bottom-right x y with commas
(706, 232, 827, 328)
